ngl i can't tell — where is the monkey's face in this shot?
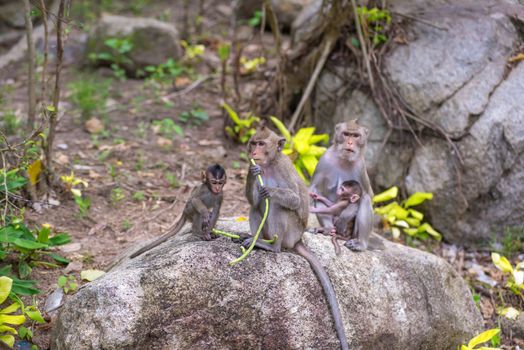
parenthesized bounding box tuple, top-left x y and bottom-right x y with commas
(337, 185, 360, 203)
(334, 122, 368, 162)
(203, 171, 227, 194)
(248, 128, 285, 167)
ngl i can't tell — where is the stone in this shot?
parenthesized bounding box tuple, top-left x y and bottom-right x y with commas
(58, 243, 82, 254)
(51, 219, 482, 349)
(85, 14, 182, 74)
(236, 0, 315, 29)
(84, 117, 104, 134)
(0, 1, 25, 29)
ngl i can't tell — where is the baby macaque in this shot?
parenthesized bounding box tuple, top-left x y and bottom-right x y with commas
(130, 164, 226, 259)
(310, 180, 362, 254)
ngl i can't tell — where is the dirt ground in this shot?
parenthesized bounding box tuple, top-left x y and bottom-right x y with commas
(0, 0, 522, 349)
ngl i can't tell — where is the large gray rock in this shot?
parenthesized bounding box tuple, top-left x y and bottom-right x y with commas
(85, 14, 182, 74)
(294, 0, 524, 244)
(236, 0, 315, 29)
(52, 219, 482, 349)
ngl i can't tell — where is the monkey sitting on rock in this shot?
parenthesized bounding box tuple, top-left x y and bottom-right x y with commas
(130, 164, 227, 259)
(309, 180, 363, 255)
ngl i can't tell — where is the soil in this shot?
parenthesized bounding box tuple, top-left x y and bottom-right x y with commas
(0, 1, 522, 349)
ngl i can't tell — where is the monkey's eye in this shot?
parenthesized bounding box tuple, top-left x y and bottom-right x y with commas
(352, 133, 360, 139)
(342, 131, 350, 137)
(257, 141, 266, 147)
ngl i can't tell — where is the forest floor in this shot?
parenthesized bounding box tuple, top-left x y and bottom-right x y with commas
(0, 0, 523, 349)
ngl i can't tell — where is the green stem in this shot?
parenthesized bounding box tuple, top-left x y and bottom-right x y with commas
(229, 159, 269, 266)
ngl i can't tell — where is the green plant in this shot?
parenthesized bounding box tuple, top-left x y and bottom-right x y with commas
(0, 221, 71, 278)
(89, 37, 133, 80)
(0, 276, 27, 348)
(111, 188, 126, 204)
(460, 328, 501, 350)
(240, 56, 266, 74)
(57, 275, 78, 294)
(373, 187, 442, 241)
(60, 172, 90, 218)
(164, 172, 180, 188)
(180, 40, 205, 62)
(357, 6, 391, 46)
(0, 111, 20, 135)
(132, 191, 145, 201)
(121, 220, 132, 231)
(152, 118, 184, 138)
(270, 116, 329, 184)
(491, 252, 524, 298)
(179, 107, 209, 126)
(221, 102, 259, 143)
(247, 10, 262, 27)
(144, 58, 184, 81)
(68, 75, 110, 120)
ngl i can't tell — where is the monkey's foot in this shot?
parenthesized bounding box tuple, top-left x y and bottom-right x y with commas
(345, 239, 367, 252)
(308, 227, 331, 235)
(241, 237, 278, 252)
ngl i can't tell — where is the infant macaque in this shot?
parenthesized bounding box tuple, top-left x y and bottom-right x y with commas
(309, 180, 362, 254)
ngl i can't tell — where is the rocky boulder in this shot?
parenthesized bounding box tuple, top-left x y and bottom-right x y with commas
(85, 14, 182, 74)
(236, 0, 315, 29)
(294, 0, 524, 244)
(52, 219, 482, 349)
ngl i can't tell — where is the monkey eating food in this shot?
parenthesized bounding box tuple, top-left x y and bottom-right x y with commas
(244, 126, 349, 350)
(310, 180, 362, 255)
(310, 120, 375, 251)
(130, 164, 226, 259)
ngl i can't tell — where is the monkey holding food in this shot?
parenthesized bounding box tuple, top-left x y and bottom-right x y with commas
(130, 164, 227, 259)
(244, 126, 349, 350)
(310, 180, 363, 255)
(310, 120, 375, 251)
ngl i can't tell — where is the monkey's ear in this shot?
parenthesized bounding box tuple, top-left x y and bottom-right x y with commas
(277, 138, 286, 152)
(350, 194, 360, 203)
(201, 170, 207, 183)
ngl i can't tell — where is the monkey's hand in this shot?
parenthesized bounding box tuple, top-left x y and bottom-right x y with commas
(259, 186, 270, 199)
(249, 164, 262, 176)
(309, 192, 319, 200)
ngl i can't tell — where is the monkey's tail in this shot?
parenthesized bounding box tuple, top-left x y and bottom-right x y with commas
(295, 241, 349, 350)
(332, 235, 341, 256)
(129, 216, 186, 259)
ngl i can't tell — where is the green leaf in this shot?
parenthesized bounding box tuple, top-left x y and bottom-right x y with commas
(81, 269, 106, 281)
(18, 261, 32, 279)
(47, 253, 70, 264)
(218, 43, 231, 62)
(388, 203, 409, 220)
(417, 223, 442, 241)
(221, 102, 241, 124)
(373, 186, 398, 203)
(46, 105, 56, 112)
(48, 233, 71, 246)
(374, 201, 399, 215)
(467, 329, 500, 348)
(408, 209, 424, 221)
(57, 276, 67, 288)
(0, 276, 12, 304)
(405, 217, 421, 227)
(37, 226, 50, 244)
(403, 192, 433, 208)
(25, 308, 46, 324)
(12, 238, 47, 250)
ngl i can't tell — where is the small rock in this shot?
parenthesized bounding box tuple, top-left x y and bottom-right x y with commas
(85, 117, 104, 134)
(209, 145, 227, 159)
(44, 288, 64, 313)
(64, 261, 83, 274)
(56, 153, 69, 165)
(58, 243, 82, 253)
(156, 137, 173, 147)
(48, 198, 61, 206)
(73, 165, 93, 172)
(57, 143, 68, 150)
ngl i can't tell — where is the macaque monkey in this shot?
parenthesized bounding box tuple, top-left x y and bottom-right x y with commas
(244, 126, 349, 350)
(310, 180, 362, 255)
(310, 120, 374, 251)
(130, 164, 227, 259)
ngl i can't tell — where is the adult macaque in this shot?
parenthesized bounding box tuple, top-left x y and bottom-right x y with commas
(310, 180, 362, 255)
(310, 120, 374, 251)
(244, 126, 349, 350)
(130, 164, 226, 259)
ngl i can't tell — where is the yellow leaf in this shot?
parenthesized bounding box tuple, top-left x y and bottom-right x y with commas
(388, 203, 409, 220)
(293, 127, 315, 154)
(0, 303, 19, 314)
(71, 188, 82, 197)
(221, 102, 241, 124)
(498, 307, 520, 320)
(28, 159, 42, 186)
(307, 145, 327, 157)
(467, 328, 500, 348)
(0, 277, 12, 304)
(408, 209, 424, 221)
(0, 314, 26, 325)
(516, 262, 524, 270)
(80, 269, 106, 282)
(0, 334, 14, 348)
(300, 154, 318, 177)
(513, 270, 523, 285)
(373, 186, 398, 203)
(282, 149, 294, 156)
(508, 53, 524, 63)
(491, 253, 513, 273)
(403, 192, 433, 208)
(391, 227, 401, 239)
(308, 134, 329, 145)
(461, 346, 470, 350)
(394, 220, 409, 228)
(0, 325, 17, 334)
(417, 223, 442, 241)
(405, 217, 421, 227)
(269, 116, 291, 143)
(374, 201, 399, 215)
(235, 216, 248, 222)
(403, 228, 418, 236)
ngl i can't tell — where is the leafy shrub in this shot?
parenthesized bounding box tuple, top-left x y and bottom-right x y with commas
(89, 37, 133, 80)
(144, 58, 185, 81)
(68, 76, 110, 120)
(491, 252, 524, 298)
(152, 118, 184, 138)
(221, 102, 259, 144)
(357, 6, 391, 46)
(179, 107, 209, 126)
(373, 187, 442, 241)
